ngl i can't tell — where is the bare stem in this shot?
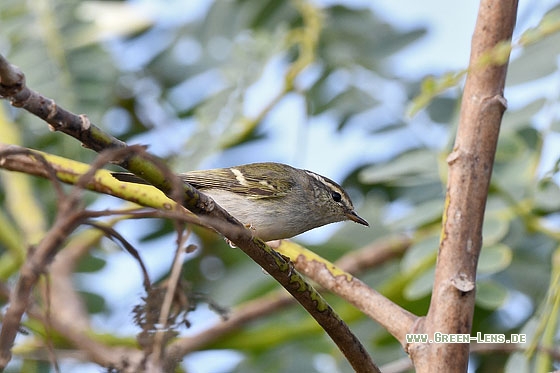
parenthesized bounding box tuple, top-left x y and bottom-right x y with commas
(408, 0, 518, 371)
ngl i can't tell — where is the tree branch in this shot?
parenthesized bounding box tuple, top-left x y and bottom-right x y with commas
(167, 236, 412, 359)
(408, 0, 518, 371)
(272, 239, 416, 345)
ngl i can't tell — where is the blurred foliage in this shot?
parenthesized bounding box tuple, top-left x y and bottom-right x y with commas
(0, 0, 560, 372)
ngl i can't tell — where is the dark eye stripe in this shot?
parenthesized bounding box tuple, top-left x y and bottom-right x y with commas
(305, 170, 351, 206)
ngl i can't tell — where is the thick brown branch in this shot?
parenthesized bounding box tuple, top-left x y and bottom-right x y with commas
(408, 1, 518, 371)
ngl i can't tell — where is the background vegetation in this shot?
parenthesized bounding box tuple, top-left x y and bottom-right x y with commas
(0, 0, 559, 372)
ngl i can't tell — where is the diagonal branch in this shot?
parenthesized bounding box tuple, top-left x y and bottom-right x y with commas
(272, 239, 416, 345)
(167, 236, 412, 360)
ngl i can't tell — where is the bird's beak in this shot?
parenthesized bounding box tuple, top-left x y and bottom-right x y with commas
(346, 211, 369, 226)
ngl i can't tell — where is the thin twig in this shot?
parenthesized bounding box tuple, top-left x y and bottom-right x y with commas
(83, 221, 152, 290)
(149, 226, 190, 370)
(42, 277, 61, 373)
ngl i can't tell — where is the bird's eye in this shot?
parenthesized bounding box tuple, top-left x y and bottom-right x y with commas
(331, 191, 342, 202)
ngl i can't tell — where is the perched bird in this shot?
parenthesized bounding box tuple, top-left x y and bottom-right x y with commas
(113, 162, 368, 241)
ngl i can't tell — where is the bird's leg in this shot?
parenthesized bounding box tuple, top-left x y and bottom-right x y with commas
(225, 223, 256, 248)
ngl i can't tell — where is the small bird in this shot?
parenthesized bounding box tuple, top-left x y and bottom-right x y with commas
(113, 162, 368, 241)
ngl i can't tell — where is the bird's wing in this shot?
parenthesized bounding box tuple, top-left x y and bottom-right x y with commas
(182, 166, 295, 199)
(112, 164, 296, 199)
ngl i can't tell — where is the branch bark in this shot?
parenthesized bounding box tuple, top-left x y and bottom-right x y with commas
(408, 0, 518, 371)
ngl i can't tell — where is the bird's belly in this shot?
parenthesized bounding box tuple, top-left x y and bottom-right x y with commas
(203, 190, 303, 241)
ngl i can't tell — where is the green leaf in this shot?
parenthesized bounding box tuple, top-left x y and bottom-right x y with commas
(551, 116, 560, 132)
(495, 132, 527, 162)
(505, 351, 531, 373)
(478, 244, 513, 274)
(311, 86, 379, 126)
(426, 96, 458, 124)
(534, 180, 560, 211)
(392, 199, 443, 230)
(476, 280, 508, 309)
(492, 150, 535, 197)
(507, 31, 560, 86)
(79, 291, 106, 314)
(320, 6, 426, 71)
(360, 149, 440, 186)
(401, 235, 438, 273)
(408, 71, 466, 116)
(502, 98, 546, 131)
(482, 214, 510, 246)
(403, 267, 435, 301)
(75, 254, 107, 273)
